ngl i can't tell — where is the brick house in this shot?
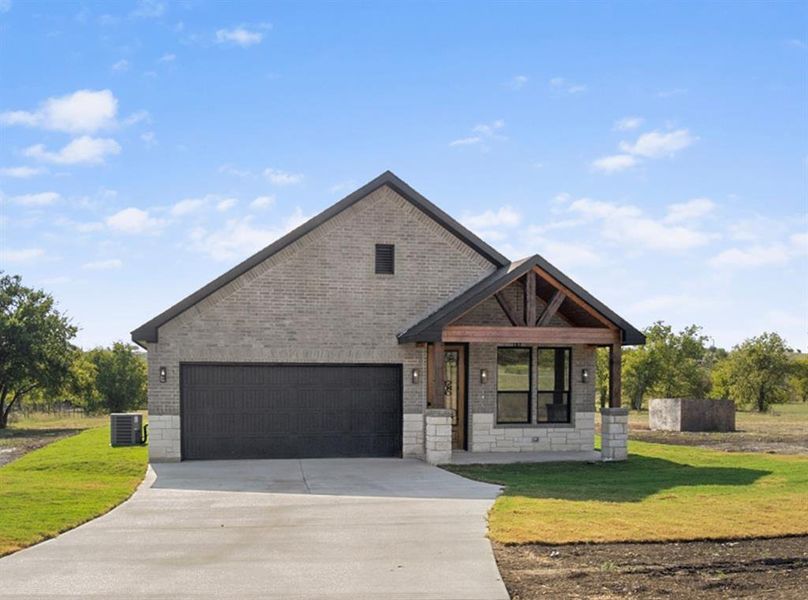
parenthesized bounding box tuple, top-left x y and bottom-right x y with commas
(132, 172, 644, 464)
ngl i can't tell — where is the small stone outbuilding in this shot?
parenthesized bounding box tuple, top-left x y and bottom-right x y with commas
(649, 398, 736, 432)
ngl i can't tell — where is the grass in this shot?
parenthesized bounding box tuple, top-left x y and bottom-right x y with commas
(5, 412, 110, 430)
(0, 413, 109, 449)
(0, 426, 147, 556)
(447, 440, 808, 544)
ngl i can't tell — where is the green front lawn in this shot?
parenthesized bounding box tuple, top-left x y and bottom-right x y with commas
(447, 440, 808, 544)
(0, 426, 147, 556)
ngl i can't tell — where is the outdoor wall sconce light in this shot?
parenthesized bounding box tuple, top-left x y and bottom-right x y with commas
(411, 368, 420, 384)
(159, 366, 167, 383)
(581, 368, 589, 384)
(480, 368, 489, 384)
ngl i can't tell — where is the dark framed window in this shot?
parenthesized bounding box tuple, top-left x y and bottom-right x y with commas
(375, 244, 395, 274)
(497, 347, 531, 424)
(536, 347, 571, 423)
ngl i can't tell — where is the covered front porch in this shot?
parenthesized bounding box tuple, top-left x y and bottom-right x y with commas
(399, 255, 642, 465)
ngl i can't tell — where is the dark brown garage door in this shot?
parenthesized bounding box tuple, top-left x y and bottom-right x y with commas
(180, 364, 402, 460)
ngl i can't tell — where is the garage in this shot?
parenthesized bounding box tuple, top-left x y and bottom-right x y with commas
(180, 364, 402, 460)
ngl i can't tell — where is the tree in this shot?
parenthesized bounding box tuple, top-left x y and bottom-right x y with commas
(0, 273, 77, 428)
(788, 354, 808, 403)
(622, 321, 711, 410)
(88, 342, 146, 413)
(64, 350, 103, 413)
(712, 332, 791, 412)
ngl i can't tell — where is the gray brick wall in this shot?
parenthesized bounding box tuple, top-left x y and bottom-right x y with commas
(146, 185, 496, 459)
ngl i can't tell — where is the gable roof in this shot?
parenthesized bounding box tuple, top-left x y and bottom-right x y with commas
(398, 254, 646, 345)
(131, 171, 510, 345)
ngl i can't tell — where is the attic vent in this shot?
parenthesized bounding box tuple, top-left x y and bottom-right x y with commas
(375, 244, 395, 274)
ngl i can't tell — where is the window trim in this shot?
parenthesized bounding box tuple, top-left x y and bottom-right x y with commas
(374, 243, 395, 274)
(535, 346, 572, 424)
(495, 346, 532, 425)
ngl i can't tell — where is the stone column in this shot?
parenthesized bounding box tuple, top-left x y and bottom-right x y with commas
(425, 408, 452, 465)
(601, 407, 628, 461)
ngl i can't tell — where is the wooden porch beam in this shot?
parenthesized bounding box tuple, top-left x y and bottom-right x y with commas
(609, 343, 622, 408)
(536, 290, 566, 327)
(494, 291, 523, 326)
(524, 272, 537, 327)
(443, 325, 618, 345)
(530, 266, 618, 331)
(431, 341, 445, 409)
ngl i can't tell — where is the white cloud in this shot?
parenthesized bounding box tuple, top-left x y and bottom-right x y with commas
(472, 119, 505, 137)
(82, 258, 122, 270)
(549, 77, 587, 94)
(790, 231, 808, 253)
(217, 198, 237, 211)
(619, 129, 697, 158)
(709, 244, 790, 269)
(1, 248, 44, 263)
(657, 88, 687, 98)
(463, 206, 521, 230)
(329, 180, 355, 194)
(508, 75, 528, 90)
(219, 164, 252, 177)
(449, 136, 481, 147)
(664, 197, 716, 223)
(216, 26, 264, 47)
(189, 209, 309, 261)
(158, 53, 176, 63)
(534, 238, 603, 268)
(591, 154, 638, 173)
(263, 167, 303, 186)
(0, 166, 45, 178)
(629, 293, 717, 314)
(784, 39, 807, 50)
(121, 109, 150, 126)
(11, 191, 60, 206)
(106, 207, 164, 234)
(250, 195, 274, 210)
(131, 0, 164, 18)
(140, 131, 157, 146)
(112, 59, 129, 72)
(613, 116, 644, 131)
(24, 136, 121, 165)
(568, 197, 714, 251)
(450, 119, 506, 148)
(170, 197, 206, 217)
(1, 89, 118, 133)
(0, 1, 11, 14)
(711, 230, 808, 269)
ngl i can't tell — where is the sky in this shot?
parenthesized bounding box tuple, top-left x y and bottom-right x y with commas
(0, 0, 806, 351)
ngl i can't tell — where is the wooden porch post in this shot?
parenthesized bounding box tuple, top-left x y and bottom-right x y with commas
(524, 271, 537, 326)
(608, 343, 622, 408)
(431, 342, 445, 409)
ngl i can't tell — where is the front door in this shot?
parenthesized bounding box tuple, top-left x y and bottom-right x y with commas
(443, 346, 466, 449)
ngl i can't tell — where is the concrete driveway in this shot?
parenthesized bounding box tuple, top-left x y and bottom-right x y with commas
(0, 459, 508, 599)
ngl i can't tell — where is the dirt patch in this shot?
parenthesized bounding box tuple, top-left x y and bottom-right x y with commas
(0, 429, 80, 467)
(495, 536, 808, 599)
(628, 429, 808, 455)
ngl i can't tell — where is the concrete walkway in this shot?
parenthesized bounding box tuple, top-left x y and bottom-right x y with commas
(0, 459, 508, 599)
